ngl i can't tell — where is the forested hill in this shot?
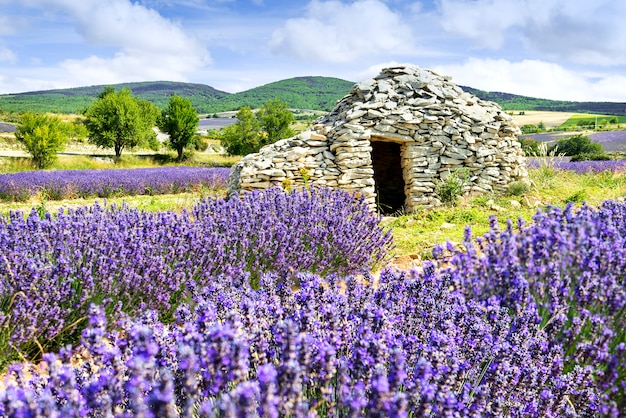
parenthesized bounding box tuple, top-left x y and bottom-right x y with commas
(461, 86, 626, 115)
(1, 76, 625, 116)
(211, 76, 354, 113)
(0, 77, 353, 114)
(0, 81, 231, 114)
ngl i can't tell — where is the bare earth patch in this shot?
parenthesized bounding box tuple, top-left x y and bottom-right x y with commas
(510, 111, 575, 129)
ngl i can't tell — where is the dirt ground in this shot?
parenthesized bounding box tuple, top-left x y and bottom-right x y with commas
(509, 111, 574, 129)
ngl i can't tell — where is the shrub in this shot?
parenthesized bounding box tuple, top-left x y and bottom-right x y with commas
(550, 134, 603, 157)
(436, 168, 468, 205)
(14, 113, 67, 169)
(517, 136, 541, 155)
(507, 180, 530, 196)
(194, 134, 209, 152)
(564, 189, 587, 203)
(570, 152, 611, 162)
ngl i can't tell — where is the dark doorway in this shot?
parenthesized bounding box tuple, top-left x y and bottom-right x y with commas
(370, 141, 405, 214)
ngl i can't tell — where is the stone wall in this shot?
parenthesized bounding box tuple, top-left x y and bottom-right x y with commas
(228, 65, 528, 212)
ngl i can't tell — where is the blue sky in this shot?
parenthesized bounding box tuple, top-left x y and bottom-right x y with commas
(1, 0, 625, 102)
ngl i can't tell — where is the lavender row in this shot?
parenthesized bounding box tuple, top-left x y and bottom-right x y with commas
(528, 158, 626, 173)
(3, 201, 626, 415)
(0, 267, 598, 417)
(438, 200, 626, 415)
(589, 130, 626, 144)
(0, 166, 231, 202)
(2, 193, 625, 415)
(0, 187, 392, 365)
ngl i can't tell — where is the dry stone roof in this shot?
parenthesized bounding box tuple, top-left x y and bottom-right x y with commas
(228, 65, 528, 213)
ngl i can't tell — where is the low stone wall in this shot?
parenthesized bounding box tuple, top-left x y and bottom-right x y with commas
(228, 65, 528, 212)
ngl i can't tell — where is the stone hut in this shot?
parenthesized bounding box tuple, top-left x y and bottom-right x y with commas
(228, 65, 528, 213)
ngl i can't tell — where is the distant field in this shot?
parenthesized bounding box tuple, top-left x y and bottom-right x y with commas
(509, 111, 574, 129)
(197, 117, 237, 131)
(510, 111, 626, 130)
(558, 114, 626, 128)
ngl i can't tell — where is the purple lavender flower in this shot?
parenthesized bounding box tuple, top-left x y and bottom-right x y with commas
(0, 166, 230, 202)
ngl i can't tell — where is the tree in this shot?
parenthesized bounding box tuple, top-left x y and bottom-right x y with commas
(551, 134, 603, 157)
(136, 99, 161, 151)
(517, 136, 540, 156)
(256, 98, 295, 144)
(84, 87, 159, 158)
(220, 106, 262, 156)
(157, 94, 199, 161)
(15, 112, 67, 169)
(219, 99, 296, 156)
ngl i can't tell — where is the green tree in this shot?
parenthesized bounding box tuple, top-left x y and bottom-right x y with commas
(15, 112, 67, 169)
(520, 124, 540, 134)
(98, 86, 116, 99)
(219, 99, 297, 156)
(157, 94, 199, 161)
(137, 99, 161, 151)
(59, 117, 89, 142)
(517, 137, 541, 156)
(550, 134, 603, 157)
(220, 106, 262, 155)
(256, 98, 295, 143)
(84, 87, 159, 158)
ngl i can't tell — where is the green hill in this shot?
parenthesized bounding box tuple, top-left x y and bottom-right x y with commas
(0, 81, 230, 114)
(216, 76, 354, 113)
(1, 77, 625, 116)
(0, 77, 353, 115)
(461, 86, 626, 115)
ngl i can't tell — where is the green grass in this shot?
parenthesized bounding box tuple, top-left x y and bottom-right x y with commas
(0, 192, 217, 217)
(557, 114, 626, 129)
(0, 151, 240, 173)
(384, 167, 626, 260)
(2, 164, 626, 264)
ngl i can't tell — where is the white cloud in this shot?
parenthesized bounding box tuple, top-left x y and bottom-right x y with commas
(438, 0, 527, 49)
(355, 61, 409, 81)
(0, 15, 17, 36)
(269, 0, 415, 62)
(433, 58, 626, 102)
(8, 0, 210, 86)
(0, 45, 16, 63)
(0, 71, 69, 94)
(437, 0, 626, 66)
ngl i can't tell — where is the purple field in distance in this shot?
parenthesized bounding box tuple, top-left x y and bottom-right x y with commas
(528, 158, 626, 174)
(0, 122, 15, 133)
(520, 130, 626, 152)
(198, 117, 237, 130)
(0, 166, 230, 202)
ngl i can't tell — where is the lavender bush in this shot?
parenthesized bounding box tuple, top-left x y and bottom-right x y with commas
(0, 187, 392, 367)
(438, 200, 626, 415)
(0, 268, 598, 417)
(2, 190, 626, 416)
(527, 158, 626, 174)
(0, 166, 231, 202)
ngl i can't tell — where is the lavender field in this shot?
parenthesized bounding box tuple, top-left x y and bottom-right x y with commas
(0, 184, 625, 416)
(528, 158, 626, 174)
(520, 130, 626, 152)
(589, 130, 626, 152)
(0, 166, 230, 202)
